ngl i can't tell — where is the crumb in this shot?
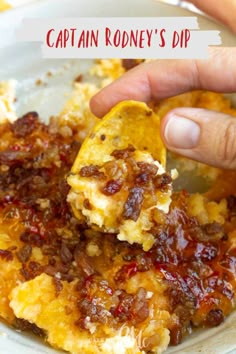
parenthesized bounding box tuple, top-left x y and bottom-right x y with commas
(74, 74, 83, 83)
(35, 79, 43, 86)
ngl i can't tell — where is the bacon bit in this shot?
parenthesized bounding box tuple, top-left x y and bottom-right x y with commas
(74, 317, 87, 329)
(169, 324, 183, 346)
(110, 287, 149, 324)
(132, 287, 149, 323)
(10, 144, 21, 151)
(81, 274, 94, 292)
(137, 162, 158, 176)
(14, 318, 45, 337)
(189, 222, 225, 242)
(100, 134, 106, 141)
(206, 309, 224, 327)
(74, 74, 83, 83)
(111, 144, 135, 159)
(194, 243, 218, 262)
(134, 172, 150, 186)
(44, 263, 71, 278)
(20, 265, 31, 281)
(59, 152, 67, 162)
(103, 160, 121, 179)
(79, 165, 105, 179)
(83, 198, 92, 210)
(74, 246, 95, 276)
(101, 179, 123, 196)
(2, 195, 14, 203)
(78, 298, 109, 324)
(220, 255, 236, 274)
(121, 59, 140, 71)
(11, 112, 39, 138)
(227, 195, 236, 213)
(16, 244, 32, 263)
(160, 269, 197, 308)
(29, 225, 40, 234)
(65, 306, 73, 315)
(20, 231, 44, 247)
(0, 249, 13, 261)
(123, 187, 144, 221)
(106, 286, 113, 296)
(8, 245, 17, 251)
(0, 149, 31, 166)
(112, 290, 134, 321)
(35, 79, 43, 86)
(136, 254, 151, 272)
(53, 276, 63, 296)
(115, 262, 138, 282)
(154, 173, 172, 189)
(60, 243, 73, 264)
(20, 261, 43, 280)
(203, 222, 224, 235)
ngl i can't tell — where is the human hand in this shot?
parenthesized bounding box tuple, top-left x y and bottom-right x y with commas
(185, 0, 236, 33)
(90, 48, 236, 170)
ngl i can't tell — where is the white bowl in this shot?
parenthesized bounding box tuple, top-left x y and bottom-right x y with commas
(0, 1, 236, 353)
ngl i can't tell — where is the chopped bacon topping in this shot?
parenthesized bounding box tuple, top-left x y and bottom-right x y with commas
(11, 112, 39, 138)
(123, 187, 144, 221)
(0, 114, 236, 347)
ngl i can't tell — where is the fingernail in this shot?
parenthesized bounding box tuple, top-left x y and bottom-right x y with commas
(164, 114, 200, 149)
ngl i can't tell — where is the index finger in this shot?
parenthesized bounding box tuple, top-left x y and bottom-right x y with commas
(90, 47, 236, 117)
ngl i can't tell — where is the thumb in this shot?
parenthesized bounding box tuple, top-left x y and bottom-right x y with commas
(161, 108, 236, 170)
(185, 0, 236, 33)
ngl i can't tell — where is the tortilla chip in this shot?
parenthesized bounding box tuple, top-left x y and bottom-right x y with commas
(67, 101, 171, 251)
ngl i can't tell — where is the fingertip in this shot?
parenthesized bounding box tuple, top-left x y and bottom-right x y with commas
(90, 81, 128, 118)
(90, 94, 106, 118)
(90, 62, 153, 118)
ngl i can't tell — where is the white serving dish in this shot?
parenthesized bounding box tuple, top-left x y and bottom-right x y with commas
(0, 1, 236, 353)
